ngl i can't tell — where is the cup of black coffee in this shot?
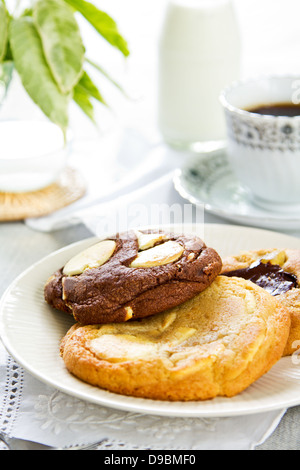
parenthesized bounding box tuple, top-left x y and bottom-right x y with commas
(220, 76, 300, 210)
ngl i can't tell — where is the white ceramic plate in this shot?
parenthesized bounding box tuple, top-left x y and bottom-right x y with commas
(1, 224, 300, 418)
(174, 149, 300, 231)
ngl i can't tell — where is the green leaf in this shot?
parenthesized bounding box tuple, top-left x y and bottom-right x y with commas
(3, 38, 12, 60)
(64, 0, 129, 57)
(77, 71, 107, 106)
(9, 17, 70, 133)
(0, 60, 13, 88)
(73, 83, 95, 122)
(33, 0, 85, 94)
(0, 3, 9, 61)
(73, 71, 108, 123)
(0, 61, 13, 102)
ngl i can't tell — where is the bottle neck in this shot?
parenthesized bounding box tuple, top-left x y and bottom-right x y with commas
(160, 0, 239, 53)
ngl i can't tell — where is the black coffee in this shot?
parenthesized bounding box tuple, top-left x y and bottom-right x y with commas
(246, 103, 300, 117)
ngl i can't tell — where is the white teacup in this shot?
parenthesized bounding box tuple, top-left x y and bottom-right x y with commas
(220, 76, 300, 210)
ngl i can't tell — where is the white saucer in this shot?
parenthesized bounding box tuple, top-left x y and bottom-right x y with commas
(174, 149, 300, 231)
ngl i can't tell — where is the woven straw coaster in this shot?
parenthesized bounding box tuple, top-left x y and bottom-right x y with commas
(0, 167, 86, 222)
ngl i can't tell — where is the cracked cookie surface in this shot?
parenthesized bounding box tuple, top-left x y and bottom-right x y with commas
(60, 276, 290, 401)
(44, 230, 222, 324)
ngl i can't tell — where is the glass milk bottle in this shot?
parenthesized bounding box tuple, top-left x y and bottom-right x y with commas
(158, 0, 241, 151)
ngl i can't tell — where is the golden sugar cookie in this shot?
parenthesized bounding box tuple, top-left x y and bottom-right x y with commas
(60, 276, 290, 401)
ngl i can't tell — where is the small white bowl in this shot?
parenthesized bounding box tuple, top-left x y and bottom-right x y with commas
(220, 75, 300, 210)
(0, 120, 71, 193)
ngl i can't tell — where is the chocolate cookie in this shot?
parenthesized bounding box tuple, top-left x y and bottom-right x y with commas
(222, 248, 300, 356)
(44, 230, 222, 324)
(60, 276, 290, 401)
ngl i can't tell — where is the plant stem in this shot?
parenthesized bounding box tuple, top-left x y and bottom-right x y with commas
(85, 56, 128, 97)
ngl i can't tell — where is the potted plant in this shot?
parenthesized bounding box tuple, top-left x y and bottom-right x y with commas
(0, 0, 129, 136)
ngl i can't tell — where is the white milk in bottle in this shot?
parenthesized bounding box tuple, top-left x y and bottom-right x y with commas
(158, 0, 241, 151)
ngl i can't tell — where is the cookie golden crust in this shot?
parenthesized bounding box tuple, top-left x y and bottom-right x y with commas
(222, 248, 300, 357)
(60, 276, 290, 401)
(45, 230, 222, 325)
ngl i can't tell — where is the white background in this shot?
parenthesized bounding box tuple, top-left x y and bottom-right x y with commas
(77, 0, 300, 137)
(2, 0, 300, 200)
(4, 0, 300, 143)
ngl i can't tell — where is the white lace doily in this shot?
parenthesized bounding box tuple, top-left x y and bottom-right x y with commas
(0, 343, 286, 450)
